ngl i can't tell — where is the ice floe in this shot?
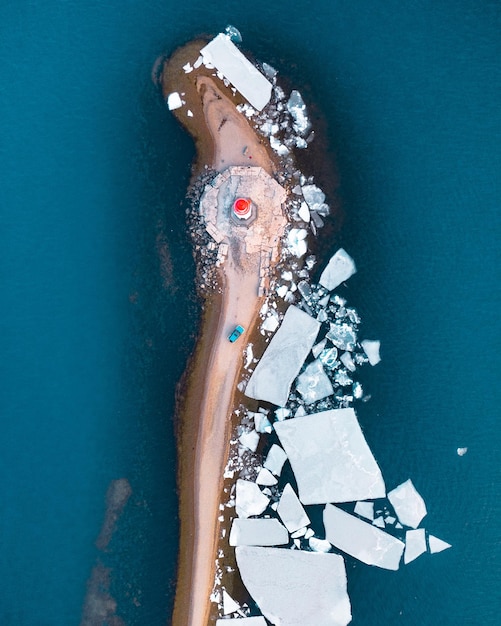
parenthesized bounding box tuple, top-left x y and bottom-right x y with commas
(229, 518, 289, 547)
(324, 504, 404, 570)
(387, 479, 427, 529)
(236, 479, 270, 518)
(404, 528, 427, 564)
(287, 90, 311, 136)
(319, 248, 357, 291)
(167, 91, 183, 110)
(263, 444, 288, 477)
(200, 34, 272, 111)
(256, 467, 278, 486)
(295, 359, 334, 404)
(222, 589, 241, 615)
(277, 483, 310, 533)
(308, 536, 332, 553)
(236, 546, 352, 626)
(245, 305, 320, 407)
(286, 228, 308, 257)
(274, 408, 386, 504)
(239, 429, 260, 453)
(361, 339, 381, 366)
(354, 501, 374, 521)
(456, 447, 468, 456)
(428, 535, 452, 554)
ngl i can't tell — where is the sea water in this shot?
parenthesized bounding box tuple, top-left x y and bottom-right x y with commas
(0, 1, 499, 624)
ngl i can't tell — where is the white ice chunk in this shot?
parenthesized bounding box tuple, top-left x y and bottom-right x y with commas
(301, 184, 325, 210)
(222, 589, 240, 615)
(286, 228, 308, 258)
(457, 447, 468, 456)
(309, 536, 332, 553)
(245, 306, 320, 407)
(236, 546, 352, 626)
(287, 90, 311, 136)
(200, 34, 272, 110)
(263, 444, 288, 476)
(254, 412, 272, 434)
(428, 535, 452, 554)
(298, 201, 310, 222)
(290, 527, 307, 538)
(324, 504, 404, 570)
(312, 338, 326, 359)
(354, 501, 374, 521)
(182, 62, 193, 73)
(244, 343, 254, 369)
(229, 518, 289, 547)
(277, 483, 310, 533)
(262, 312, 280, 333)
(296, 360, 334, 404)
(404, 528, 427, 564)
(275, 407, 290, 421)
(274, 408, 386, 504)
(373, 516, 385, 528)
(167, 92, 183, 110)
(236, 479, 270, 518)
(388, 479, 427, 529)
(216, 618, 266, 626)
(239, 429, 260, 453)
(361, 339, 381, 366)
(340, 351, 356, 372)
(319, 248, 357, 291)
(276, 284, 288, 298)
(256, 467, 278, 486)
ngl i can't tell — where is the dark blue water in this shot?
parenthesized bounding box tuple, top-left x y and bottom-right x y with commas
(1, 1, 499, 624)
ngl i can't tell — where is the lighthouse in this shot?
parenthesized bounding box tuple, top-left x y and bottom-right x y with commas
(232, 197, 253, 220)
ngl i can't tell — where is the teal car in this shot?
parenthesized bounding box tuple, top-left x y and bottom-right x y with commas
(228, 325, 245, 343)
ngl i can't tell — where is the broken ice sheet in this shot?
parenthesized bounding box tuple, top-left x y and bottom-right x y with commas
(274, 408, 386, 504)
(361, 339, 381, 366)
(167, 91, 183, 110)
(263, 444, 288, 477)
(326, 322, 357, 352)
(236, 479, 270, 518)
(239, 429, 260, 453)
(287, 90, 311, 136)
(324, 504, 404, 571)
(245, 305, 320, 407)
(404, 528, 427, 564)
(256, 467, 277, 486)
(309, 536, 332, 553)
(277, 483, 310, 533)
(354, 501, 374, 521)
(229, 518, 289, 547)
(387, 479, 427, 529)
(254, 412, 272, 434)
(428, 535, 452, 554)
(319, 248, 357, 291)
(222, 589, 241, 615)
(286, 228, 308, 257)
(236, 546, 352, 626)
(296, 359, 334, 404)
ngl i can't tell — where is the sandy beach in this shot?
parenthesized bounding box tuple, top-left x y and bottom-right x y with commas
(161, 41, 285, 626)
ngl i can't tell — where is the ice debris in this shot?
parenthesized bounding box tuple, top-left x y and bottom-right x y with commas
(277, 484, 310, 533)
(245, 305, 320, 407)
(200, 34, 272, 111)
(239, 429, 260, 453)
(296, 359, 334, 404)
(274, 408, 386, 504)
(327, 322, 358, 352)
(354, 501, 374, 521)
(167, 92, 183, 110)
(222, 589, 241, 615)
(319, 248, 357, 291)
(287, 90, 311, 136)
(263, 444, 288, 477)
(361, 339, 381, 366)
(387, 479, 427, 529)
(404, 528, 427, 564)
(324, 504, 404, 571)
(457, 447, 468, 456)
(286, 228, 308, 257)
(236, 479, 269, 518)
(256, 467, 277, 486)
(428, 535, 452, 554)
(309, 536, 332, 553)
(229, 518, 289, 547)
(235, 546, 352, 626)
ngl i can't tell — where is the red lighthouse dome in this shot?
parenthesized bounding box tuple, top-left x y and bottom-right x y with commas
(233, 197, 252, 219)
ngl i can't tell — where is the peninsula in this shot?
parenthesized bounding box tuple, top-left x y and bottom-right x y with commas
(159, 27, 451, 626)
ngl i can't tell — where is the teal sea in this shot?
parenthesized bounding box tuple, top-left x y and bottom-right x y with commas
(1, 1, 499, 624)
